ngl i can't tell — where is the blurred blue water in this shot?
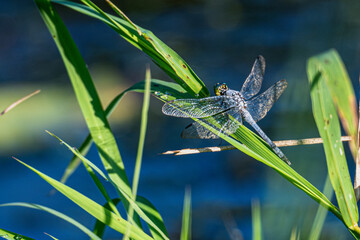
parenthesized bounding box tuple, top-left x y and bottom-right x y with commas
(1, 0, 359, 239)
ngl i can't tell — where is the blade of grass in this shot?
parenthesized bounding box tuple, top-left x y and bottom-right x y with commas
(0, 228, 35, 240)
(252, 199, 262, 240)
(35, 0, 140, 226)
(157, 95, 345, 230)
(92, 197, 168, 240)
(136, 196, 169, 240)
(180, 188, 191, 240)
(308, 53, 359, 231)
(0, 202, 101, 240)
(53, 0, 209, 98)
(44, 233, 58, 240)
(58, 79, 189, 185)
(124, 67, 152, 240)
(46, 130, 122, 219)
(93, 198, 121, 239)
(309, 49, 358, 158)
(45, 131, 169, 239)
(309, 175, 333, 240)
(13, 158, 153, 240)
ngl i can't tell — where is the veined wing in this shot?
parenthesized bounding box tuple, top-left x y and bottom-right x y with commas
(162, 96, 238, 118)
(240, 55, 265, 100)
(246, 79, 287, 122)
(181, 109, 242, 139)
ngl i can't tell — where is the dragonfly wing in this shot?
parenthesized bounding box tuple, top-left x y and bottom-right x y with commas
(246, 79, 287, 122)
(181, 109, 242, 139)
(240, 55, 265, 100)
(162, 96, 237, 118)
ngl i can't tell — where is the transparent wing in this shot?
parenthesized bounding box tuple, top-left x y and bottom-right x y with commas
(240, 55, 265, 100)
(162, 96, 238, 118)
(181, 109, 242, 139)
(246, 79, 287, 122)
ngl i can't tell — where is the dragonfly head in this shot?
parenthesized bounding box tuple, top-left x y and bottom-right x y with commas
(214, 83, 229, 96)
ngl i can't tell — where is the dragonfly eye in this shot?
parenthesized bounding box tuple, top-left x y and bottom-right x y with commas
(214, 83, 228, 96)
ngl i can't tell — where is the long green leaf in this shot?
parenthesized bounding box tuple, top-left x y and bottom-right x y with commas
(92, 197, 169, 240)
(180, 188, 191, 240)
(14, 158, 153, 240)
(252, 199, 262, 240)
(124, 67, 152, 240)
(35, 0, 140, 225)
(59, 79, 189, 185)
(309, 175, 333, 240)
(308, 52, 359, 230)
(52, 0, 208, 98)
(0, 202, 101, 240)
(93, 198, 121, 239)
(136, 196, 169, 240)
(46, 131, 168, 240)
(309, 49, 357, 157)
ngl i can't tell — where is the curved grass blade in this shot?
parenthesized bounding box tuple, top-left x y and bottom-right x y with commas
(92, 197, 169, 240)
(0, 202, 101, 240)
(35, 0, 141, 226)
(124, 67, 152, 240)
(308, 53, 359, 231)
(308, 175, 333, 240)
(46, 130, 122, 219)
(59, 79, 189, 185)
(156, 96, 345, 227)
(0, 228, 35, 240)
(13, 158, 153, 240)
(45, 131, 169, 239)
(136, 196, 169, 240)
(93, 198, 121, 239)
(180, 188, 191, 240)
(44, 233, 58, 240)
(309, 49, 358, 158)
(52, 0, 209, 98)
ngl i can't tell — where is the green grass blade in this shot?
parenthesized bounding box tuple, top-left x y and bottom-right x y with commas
(309, 49, 358, 157)
(182, 116, 345, 222)
(46, 131, 122, 218)
(252, 199, 262, 240)
(156, 95, 345, 226)
(0, 228, 35, 240)
(45, 132, 169, 240)
(13, 158, 153, 240)
(308, 52, 359, 230)
(35, 0, 140, 224)
(92, 198, 121, 239)
(180, 188, 191, 240)
(52, 0, 209, 98)
(309, 175, 333, 240)
(124, 67, 152, 240)
(44, 233, 58, 240)
(0, 202, 101, 240)
(136, 196, 169, 240)
(60, 79, 189, 185)
(47, 131, 108, 181)
(92, 197, 169, 240)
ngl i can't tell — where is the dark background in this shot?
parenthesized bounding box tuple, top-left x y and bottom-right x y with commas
(1, 0, 359, 239)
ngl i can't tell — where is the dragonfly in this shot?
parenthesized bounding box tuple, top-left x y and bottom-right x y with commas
(162, 55, 290, 165)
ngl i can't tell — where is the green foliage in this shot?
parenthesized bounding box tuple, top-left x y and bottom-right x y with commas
(308, 49, 359, 235)
(2, 0, 360, 239)
(180, 189, 192, 240)
(252, 200, 262, 240)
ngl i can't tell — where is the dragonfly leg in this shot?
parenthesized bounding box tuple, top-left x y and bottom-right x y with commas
(243, 113, 291, 165)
